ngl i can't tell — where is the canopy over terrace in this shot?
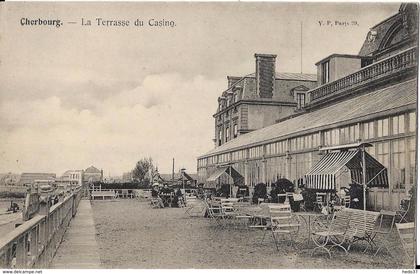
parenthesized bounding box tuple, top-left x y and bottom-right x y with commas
(305, 143, 389, 191)
(206, 166, 244, 188)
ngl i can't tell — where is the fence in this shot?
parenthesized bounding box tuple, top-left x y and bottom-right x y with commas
(90, 187, 139, 199)
(0, 187, 82, 268)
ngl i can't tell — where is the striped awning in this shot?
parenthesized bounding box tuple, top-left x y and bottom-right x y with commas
(206, 166, 244, 185)
(305, 150, 389, 190)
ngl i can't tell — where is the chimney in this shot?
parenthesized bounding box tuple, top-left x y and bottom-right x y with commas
(227, 76, 241, 88)
(255, 54, 276, 99)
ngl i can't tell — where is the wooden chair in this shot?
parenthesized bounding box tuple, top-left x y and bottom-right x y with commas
(268, 204, 300, 251)
(395, 222, 415, 263)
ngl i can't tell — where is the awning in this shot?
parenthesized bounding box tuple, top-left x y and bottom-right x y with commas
(181, 172, 194, 182)
(305, 150, 389, 190)
(206, 166, 244, 185)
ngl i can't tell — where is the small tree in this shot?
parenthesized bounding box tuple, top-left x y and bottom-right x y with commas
(132, 157, 154, 187)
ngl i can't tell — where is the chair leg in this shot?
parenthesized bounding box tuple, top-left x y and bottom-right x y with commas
(271, 231, 279, 251)
(261, 229, 267, 244)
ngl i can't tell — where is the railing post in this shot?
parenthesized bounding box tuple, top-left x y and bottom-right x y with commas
(15, 237, 26, 268)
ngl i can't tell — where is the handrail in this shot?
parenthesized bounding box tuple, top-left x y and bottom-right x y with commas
(308, 47, 417, 103)
(0, 188, 82, 268)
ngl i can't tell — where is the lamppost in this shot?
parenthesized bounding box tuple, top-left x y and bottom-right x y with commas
(180, 168, 186, 194)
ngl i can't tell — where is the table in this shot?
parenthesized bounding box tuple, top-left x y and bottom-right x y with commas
(293, 212, 324, 248)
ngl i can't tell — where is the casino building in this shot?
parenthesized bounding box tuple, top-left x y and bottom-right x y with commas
(197, 4, 418, 210)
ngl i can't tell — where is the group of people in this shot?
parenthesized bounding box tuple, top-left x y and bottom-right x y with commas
(151, 183, 184, 208)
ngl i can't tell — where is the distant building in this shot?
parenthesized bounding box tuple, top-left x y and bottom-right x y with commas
(83, 166, 103, 183)
(159, 172, 198, 186)
(19, 173, 56, 188)
(0, 173, 23, 192)
(56, 170, 83, 186)
(213, 54, 317, 147)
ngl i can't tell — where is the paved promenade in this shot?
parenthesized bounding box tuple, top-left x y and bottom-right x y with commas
(50, 200, 101, 269)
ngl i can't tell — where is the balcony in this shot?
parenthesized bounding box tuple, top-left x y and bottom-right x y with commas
(308, 47, 417, 105)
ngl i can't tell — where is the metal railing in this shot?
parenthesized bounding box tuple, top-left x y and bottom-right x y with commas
(309, 47, 417, 103)
(0, 187, 82, 268)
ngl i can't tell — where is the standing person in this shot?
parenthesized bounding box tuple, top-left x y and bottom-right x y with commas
(174, 188, 184, 207)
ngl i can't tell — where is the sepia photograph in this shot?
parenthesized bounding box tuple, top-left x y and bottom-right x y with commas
(0, 1, 417, 270)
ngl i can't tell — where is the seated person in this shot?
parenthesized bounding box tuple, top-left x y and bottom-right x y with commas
(173, 188, 184, 207)
(159, 184, 173, 207)
(151, 184, 164, 208)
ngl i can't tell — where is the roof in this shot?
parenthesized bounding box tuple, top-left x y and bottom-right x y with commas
(85, 166, 101, 173)
(358, 13, 401, 56)
(159, 173, 198, 182)
(315, 54, 368, 66)
(201, 79, 417, 158)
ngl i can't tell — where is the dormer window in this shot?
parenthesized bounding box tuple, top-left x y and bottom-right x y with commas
(296, 93, 306, 109)
(321, 61, 329, 84)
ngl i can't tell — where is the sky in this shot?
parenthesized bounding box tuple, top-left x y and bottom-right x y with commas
(0, 2, 400, 176)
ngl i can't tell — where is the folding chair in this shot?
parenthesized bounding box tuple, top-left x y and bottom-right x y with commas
(396, 197, 411, 223)
(204, 199, 225, 227)
(343, 196, 351, 208)
(268, 204, 300, 251)
(221, 199, 237, 226)
(185, 196, 205, 217)
(233, 202, 253, 229)
(150, 197, 162, 208)
(372, 210, 396, 256)
(395, 222, 415, 265)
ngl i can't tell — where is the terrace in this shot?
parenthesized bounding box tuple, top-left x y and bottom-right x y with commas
(307, 47, 417, 107)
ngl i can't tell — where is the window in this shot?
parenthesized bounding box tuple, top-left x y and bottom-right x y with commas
(218, 130, 222, 146)
(321, 61, 329, 84)
(363, 121, 375, 140)
(324, 129, 339, 146)
(233, 124, 238, 138)
(409, 112, 416, 133)
(408, 137, 416, 187)
(377, 141, 390, 169)
(391, 139, 406, 189)
(234, 93, 238, 103)
(225, 127, 230, 142)
(392, 115, 405, 135)
(296, 93, 306, 109)
(377, 118, 389, 138)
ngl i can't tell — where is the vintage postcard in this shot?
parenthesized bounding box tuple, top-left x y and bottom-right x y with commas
(0, 1, 417, 270)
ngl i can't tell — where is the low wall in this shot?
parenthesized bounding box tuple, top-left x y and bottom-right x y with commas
(0, 187, 82, 268)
